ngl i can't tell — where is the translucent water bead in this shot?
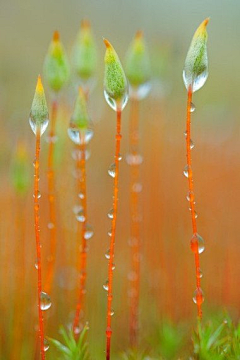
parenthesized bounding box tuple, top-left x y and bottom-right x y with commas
(126, 154, 143, 166)
(190, 233, 205, 254)
(183, 165, 192, 178)
(40, 291, 52, 310)
(44, 338, 50, 352)
(29, 115, 49, 136)
(68, 125, 94, 145)
(84, 224, 94, 240)
(129, 82, 151, 101)
(108, 163, 116, 178)
(183, 66, 208, 93)
(190, 102, 196, 113)
(193, 287, 204, 305)
(104, 90, 128, 112)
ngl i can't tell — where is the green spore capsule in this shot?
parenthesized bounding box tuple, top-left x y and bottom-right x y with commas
(183, 18, 210, 93)
(29, 76, 49, 136)
(103, 38, 129, 111)
(44, 31, 70, 93)
(125, 31, 151, 99)
(72, 20, 97, 81)
(68, 87, 94, 145)
(10, 142, 31, 195)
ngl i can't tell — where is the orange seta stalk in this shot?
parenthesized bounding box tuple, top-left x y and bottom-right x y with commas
(106, 109, 122, 360)
(186, 86, 202, 318)
(73, 136, 88, 335)
(34, 129, 45, 360)
(129, 98, 141, 347)
(45, 99, 58, 294)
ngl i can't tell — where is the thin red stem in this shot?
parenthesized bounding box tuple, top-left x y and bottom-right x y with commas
(186, 87, 202, 318)
(129, 98, 141, 347)
(45, 99, 58, 294)
(73, 137, 88, 335)
(106, 109, 122, 360)
(34, 130, 45, 359)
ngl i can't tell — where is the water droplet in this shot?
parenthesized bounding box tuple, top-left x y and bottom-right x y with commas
(197, 267, 203, 279)
(193, 287, 204, 305)
(186, 191, 194, 202)
(129, 82, 151, 101)
(68, 126, 94, 145)
(45, 134, 58, 143)
(79, 192, 85, 199)
(73, 205, 82, 214)
(110, 309, 115, 316)
(108, 229, 112, 237)
(117, 153, 122, 161)
(103, 281, 109, 291)
(184, 131, 187, 138)
(112, 263, 116, 271)
(47, 222, 54, 229)
(72, 149, 91, 161)
(190, 139, 194, 149)
(126, 154, 143, 166)
(44, 338, 50, 352)
(76, 209, 85, 222)
(35, 259, 39, 269)
(108, 209, 114, 219)
(29, 114, 49, 136)
(33, 159, 39, 169)
(108, 163, 116, 178)
(40, 292, 51, 310)
(183, 165, 192, 178)
(33, 191, 41, 199)
(73, 326, 81, 335)
(194, 211, 198, 219)
(190, 102, 196, 113)
(132, 183, 143, 193)
(183, 66, 208, 93)
(190, 233, 205, 254)
(105, 249, 110, 260)
(104, 90, 128, 111)
(128, 271, 138, 281)
(84, 224, 94, 240)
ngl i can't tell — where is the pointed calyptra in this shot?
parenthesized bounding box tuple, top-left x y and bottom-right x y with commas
(183, 18, 210, 92)
(103, 38, 128, 111)
(29, 76, 49, 136)
(72, 20, 97, 80)
(125, 31, 151, 87)
(44, 31, 70, 93)
(71, 87, 90, 130)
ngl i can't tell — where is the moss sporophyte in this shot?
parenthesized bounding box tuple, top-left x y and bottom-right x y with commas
(29, 76, 50, 360)
(183, 18, 209, 319)
(103, 38, 129, 360)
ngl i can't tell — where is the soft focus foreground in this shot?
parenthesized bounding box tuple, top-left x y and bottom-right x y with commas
(0, 1, 240, 359)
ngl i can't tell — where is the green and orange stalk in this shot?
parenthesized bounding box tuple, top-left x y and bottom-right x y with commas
(29, 76, 49, 359)
(43, 30, 70, 294)
(68, 87, 94, 335)
(183, 18, 210, 319)
(103, 38, 129, 360)
(125, 31, 151, 347)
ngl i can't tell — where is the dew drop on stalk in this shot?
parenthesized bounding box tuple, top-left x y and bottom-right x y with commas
(190, 139, 194, 149)
(193, 287, 204, 305)
(105, 249, 110, 260)
(126, 153, 143, 166)
(40, 291, 52, 310)
(34, 259, 39, 269)
(197, 267, 203, 278)
(184, 131, 187, 138)
(110, 309, 115, 316)
(68, 126, 94, 145)
(108, 163, 116, 178)
(45, 134, 58, 143)
(112, 263, 116, 271)
(108, 229, 112, 237)
(186, 190, 194, 202)
(43, 338, 50, 352)
(183, 165, 192, 178)
(72, 149, 91, 161)
(190, 233, 205, 254)
(33, 191, 41, 199)
(117, 153, 122, 161)
(29, 116, 49, 136)
(76, 209, 85, 222)
(103, 281, 109, 291)
(107, 208, 114, 219)
(84, 224, 94, 240)
(73, 205, 83, 214)
(79, 192, 85, 199)
(47, 222, 55, 229)
(190, 102, 196, 112)
(129, 82, 151, 101)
